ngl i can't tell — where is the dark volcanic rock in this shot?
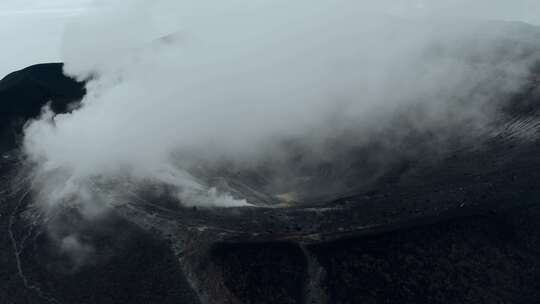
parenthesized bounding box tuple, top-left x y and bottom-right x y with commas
(0, 63, 86, 151)
(27, 214, 200, 304)
(212, 243, 307, 304)
(1, 205, 200, 304)
(203, 207, 540, 304)
(311, 213, 540, 304)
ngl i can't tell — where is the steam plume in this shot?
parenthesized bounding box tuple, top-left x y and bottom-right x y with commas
(22, 0, 540, 211)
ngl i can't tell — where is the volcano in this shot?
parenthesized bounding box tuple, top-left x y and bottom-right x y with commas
(2, 21, 540, 304)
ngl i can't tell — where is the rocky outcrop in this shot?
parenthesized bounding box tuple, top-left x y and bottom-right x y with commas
(0, 63, 85, 151)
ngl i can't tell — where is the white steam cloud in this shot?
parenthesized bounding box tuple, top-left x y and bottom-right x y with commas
(22, 0, 540, 211)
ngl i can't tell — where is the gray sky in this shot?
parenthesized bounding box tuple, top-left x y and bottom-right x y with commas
(384, 0, 540, 24)
(1, 0, 540, 78)
(0, 0, 89, 12)
(0, 1, 88, 77)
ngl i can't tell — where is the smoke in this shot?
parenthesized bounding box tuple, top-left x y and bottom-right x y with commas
(21, 0, 540, 212)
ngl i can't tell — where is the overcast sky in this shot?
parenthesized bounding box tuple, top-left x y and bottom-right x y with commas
(0, 0, 539, 78)
(0, 1, 89, 77)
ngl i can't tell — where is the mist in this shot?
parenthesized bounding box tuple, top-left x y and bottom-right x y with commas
(21, 0, 540, 211)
